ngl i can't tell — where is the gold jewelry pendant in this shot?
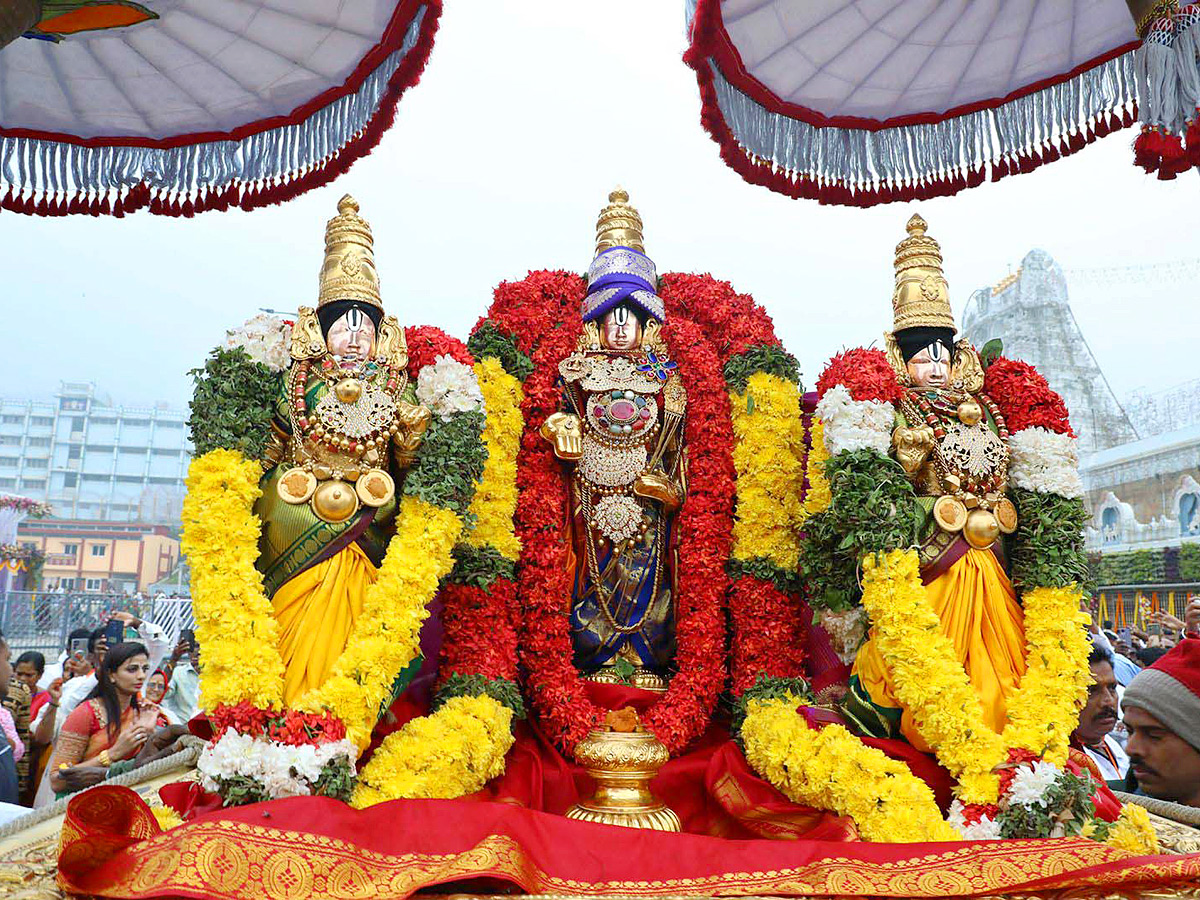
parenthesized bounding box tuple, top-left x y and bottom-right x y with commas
(994, 497, 1018, 534)
(335, 377, 363, 403)
(277, 468, 316, 505)
(964, 508, 1000, 549)
(933, 494, 968, 532)
(355, 468, 395, 508)
(311, 479, 360, 523)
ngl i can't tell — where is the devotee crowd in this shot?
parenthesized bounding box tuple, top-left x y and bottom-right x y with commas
(1073, 597, 1200, 808)
(0, 613, 201, 812)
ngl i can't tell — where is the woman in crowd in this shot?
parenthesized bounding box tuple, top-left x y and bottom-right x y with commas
(47, 642, 164, 798)
(144, 669, 168, 706)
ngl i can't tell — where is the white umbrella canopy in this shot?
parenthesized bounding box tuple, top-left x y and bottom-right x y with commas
(0, 0, 442, 216)
(685, 0, 1200, 206)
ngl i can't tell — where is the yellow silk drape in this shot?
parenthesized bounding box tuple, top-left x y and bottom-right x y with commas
(272, 542, 378, 707)
(852, 548, 1026, 752)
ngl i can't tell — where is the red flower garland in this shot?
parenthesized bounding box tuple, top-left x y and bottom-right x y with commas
(207, 702, 347, 746)
(816, 348, 904, 404)
(403, 324, 474, 377)
(982, 357, 1074, 436)
(658, 274, 809, 695)
(439, 578, 519, 682)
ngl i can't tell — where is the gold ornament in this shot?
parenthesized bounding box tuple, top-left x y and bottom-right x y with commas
(335, 378, 363, 403)
(595, 187, 645, 255)
(957, 399, 983, 426)
(933, 494, 969, 533)
(995, 497, 1019, 534)
(890, 214, 956, 333)
(355, 468, 395, 508)
(276, 467, 316, 505)
(964, 508, 1001, 549)
(566, 729, 680, 832)
(312, 479, 360, 523)
(318, 194, 382, 311)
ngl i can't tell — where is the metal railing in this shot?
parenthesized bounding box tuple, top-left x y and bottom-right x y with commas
(0, 591, 194, 657)
(1093, 582, 1199, 629)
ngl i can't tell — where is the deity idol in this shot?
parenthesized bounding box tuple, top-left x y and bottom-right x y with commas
(841, 215, 1025, 748)
(256, 195, 431, 706)
(540, 190, 686, 691)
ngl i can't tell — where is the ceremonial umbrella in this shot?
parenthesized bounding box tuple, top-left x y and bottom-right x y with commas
(0, 0, 441, 216)
(684, 0, 1200, 206)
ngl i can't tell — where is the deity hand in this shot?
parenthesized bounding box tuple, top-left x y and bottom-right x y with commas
(392, 401, 432, 468)
(892, 425, 935, 476)
(633, 470, 683, 512)
(540, 412, 583, 461)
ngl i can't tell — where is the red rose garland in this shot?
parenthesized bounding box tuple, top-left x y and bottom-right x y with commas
(658, 272, 780, 357)
(439, 578, 519, 681)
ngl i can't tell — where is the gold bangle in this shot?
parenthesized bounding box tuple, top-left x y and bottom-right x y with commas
(98, 750, 111, 767)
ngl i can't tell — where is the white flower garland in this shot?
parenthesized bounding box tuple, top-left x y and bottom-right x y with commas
(814, 384, 893, 457)
(198, 731, 357, 800)
(1006, 427, 1084, 499)
(416, 354, 487, 421)
(224, 314, 293, 372)
(947, 800, 1002, 840)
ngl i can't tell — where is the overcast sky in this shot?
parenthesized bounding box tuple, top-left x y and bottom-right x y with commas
(3, 0, 1198, 411)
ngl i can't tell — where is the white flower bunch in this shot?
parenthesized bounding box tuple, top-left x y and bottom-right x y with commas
(1006, 760, 1063, 808)
(814, 384, 894, 457)
(416, 354, 486, 422)
(224, 313, 293, 372)
(947, 800, 1002, 840)
(198, 732, 357, 800)
(1007, 427, 1084, 499)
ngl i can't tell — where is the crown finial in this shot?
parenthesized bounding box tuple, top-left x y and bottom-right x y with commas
(338, 194, 359, 216)
(906, 213, 927, 237)
(595, 186, 645, 255)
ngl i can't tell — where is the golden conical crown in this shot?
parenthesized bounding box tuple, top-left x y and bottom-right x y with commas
(595, 187, 645, 255)
(318, 194, 382, 310)
(891, 214, 955, 333)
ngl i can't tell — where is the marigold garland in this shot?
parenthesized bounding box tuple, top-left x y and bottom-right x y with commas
(1102, 803, 1160, 856)
(740, 696, 959, 843)
(350, 695, 514, 807)
(181, 449, 285, 711)
(462, 357, 523, 560)
(802, 418, 831, 517)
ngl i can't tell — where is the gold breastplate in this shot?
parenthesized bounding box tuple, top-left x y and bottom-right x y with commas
(275, 357, 425, 524)
(901, 389, 1017, 550)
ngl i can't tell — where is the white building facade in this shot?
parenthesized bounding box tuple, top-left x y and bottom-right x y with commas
(0, 382, 191, 523)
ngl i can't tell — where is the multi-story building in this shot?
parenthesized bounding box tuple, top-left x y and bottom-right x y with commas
(0, 382, 191, 523)
(16, 519, 180, 593)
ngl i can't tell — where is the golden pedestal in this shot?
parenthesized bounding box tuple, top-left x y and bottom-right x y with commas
(565, 730, 681, 832)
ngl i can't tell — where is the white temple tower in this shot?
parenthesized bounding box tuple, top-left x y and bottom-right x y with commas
(961, 249, 1139, 455)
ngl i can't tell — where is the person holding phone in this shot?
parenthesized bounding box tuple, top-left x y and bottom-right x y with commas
(160, 629, 201, 725)
(47, 642, 166, 799)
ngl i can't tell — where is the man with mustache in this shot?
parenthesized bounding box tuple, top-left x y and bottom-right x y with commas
(1121, 639, 1200, 807)
(1072, 645, 1128, 785)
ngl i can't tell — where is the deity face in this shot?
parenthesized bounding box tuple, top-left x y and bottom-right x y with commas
(600, 304, 643, 352)
(325, 308, 376, 367)
(906, 341, 952, 389)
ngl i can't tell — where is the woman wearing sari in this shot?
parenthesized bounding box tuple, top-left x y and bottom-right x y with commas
(48, 642, 164, 798)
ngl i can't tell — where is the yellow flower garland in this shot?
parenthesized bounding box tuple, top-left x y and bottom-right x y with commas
(859, 550, 1092, 804)
(741, 696, 959, 842)
(802, 417, 831, 518)
(729, 371, 806, 569)
(182, 449, 465, 749)
(463, 357, 523, 560)
(350, 695, 514, 807)
(181, 449, 285, 710)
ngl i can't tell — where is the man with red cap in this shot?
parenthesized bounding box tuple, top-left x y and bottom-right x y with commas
(1121, 638, 1200, 807)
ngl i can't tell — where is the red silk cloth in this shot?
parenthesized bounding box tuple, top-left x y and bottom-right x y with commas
(59, 785, 1200, 899)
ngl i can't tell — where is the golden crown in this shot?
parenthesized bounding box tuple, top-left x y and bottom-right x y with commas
(595, 187, 645, 255)
(317, 194, 382, 311)
(891, 214, 955, 333)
